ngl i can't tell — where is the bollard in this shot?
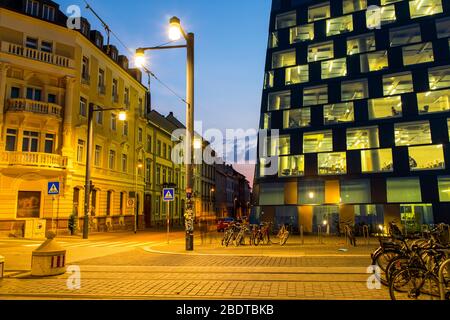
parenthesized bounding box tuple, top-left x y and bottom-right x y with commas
(31, 231, 66, 277)
(363, 225, 370, 245)
(300, 225, 304, 245)
(0, 255, 4, 280)
(317, 225, 323, 244)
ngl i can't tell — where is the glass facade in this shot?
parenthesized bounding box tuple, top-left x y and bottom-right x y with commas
(256, 0, 450, 232)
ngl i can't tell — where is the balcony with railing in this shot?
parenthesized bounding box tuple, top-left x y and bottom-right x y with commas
(0, 152, 68, 169)
(6, 99, 63, 118)
(1, 41, 74, 69)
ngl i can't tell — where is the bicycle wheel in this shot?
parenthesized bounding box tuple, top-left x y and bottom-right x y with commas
(234, 233, 243, 247)
(385, 256, 409, 287)
(375, 250, 400, 273)
(280, 231, 289, 246)
(390, 268, 440, 300)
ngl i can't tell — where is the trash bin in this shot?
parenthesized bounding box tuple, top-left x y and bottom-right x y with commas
(31, 232, 66, 277)
(0, 255, 4, 280)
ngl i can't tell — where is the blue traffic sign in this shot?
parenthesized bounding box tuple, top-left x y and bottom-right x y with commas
(163, 188, 175, 201)
(48, 182, 60, 195)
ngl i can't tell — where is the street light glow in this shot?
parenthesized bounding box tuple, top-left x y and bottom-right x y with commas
(134, 49, 146, 68)
(118, 111, 127, 121)
(169, 16, 182, 41)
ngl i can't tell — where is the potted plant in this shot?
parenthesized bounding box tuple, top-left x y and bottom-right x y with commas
(68, 210, 78, 235)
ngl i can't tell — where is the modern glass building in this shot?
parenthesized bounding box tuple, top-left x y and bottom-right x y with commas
(254, 0, 450, 234)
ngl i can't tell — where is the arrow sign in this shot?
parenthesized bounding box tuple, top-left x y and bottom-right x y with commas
(48, 182, 60, 195)
(163, 188, 175, 202)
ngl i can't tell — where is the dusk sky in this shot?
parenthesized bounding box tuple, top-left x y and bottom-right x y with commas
(56, 0, 272, 185)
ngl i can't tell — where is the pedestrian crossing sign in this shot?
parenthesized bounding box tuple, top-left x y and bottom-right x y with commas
(163, 188, 175, 201)
(48, 182, 60, 195)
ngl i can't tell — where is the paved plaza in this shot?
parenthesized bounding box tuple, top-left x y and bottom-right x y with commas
(0, 231, 389, 300)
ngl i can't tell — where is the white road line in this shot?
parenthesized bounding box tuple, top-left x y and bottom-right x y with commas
(125, 242, 155, 248)
(62, 242, 97, 248)
(107, 241, 140, 247)
(23, 244, 41, 247)
(89, 241, 124, 247)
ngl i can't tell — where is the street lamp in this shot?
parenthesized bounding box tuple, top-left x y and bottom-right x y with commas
(135, 161, 143, 234)
(83, 104, 127, 239)
(134, 16, 195, 251)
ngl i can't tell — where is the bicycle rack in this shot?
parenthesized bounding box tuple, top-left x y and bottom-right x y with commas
(363, 225, 370, 245)
(300, 225, 304, 245)
(317, 225, 323, 244)
(344, 225, 350, 245)
(439, 258, 450, 300)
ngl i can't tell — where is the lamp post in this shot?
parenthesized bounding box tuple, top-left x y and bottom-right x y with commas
(83, 103, 126, 239)
(135, 16, 195, 251)
(135, 161, 143, 234)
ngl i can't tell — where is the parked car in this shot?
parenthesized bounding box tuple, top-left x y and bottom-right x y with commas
(217, 217, 235, 232)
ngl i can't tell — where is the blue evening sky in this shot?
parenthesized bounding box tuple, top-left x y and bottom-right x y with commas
(56, 0, 271, 184)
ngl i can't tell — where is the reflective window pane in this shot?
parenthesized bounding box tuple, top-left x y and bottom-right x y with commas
(409, 0, 443, 19)
(286, 65, 309, 85)
(361, 149, 394, 172)
(276, 11, 296, 30)
(409, 145, 445, 171)
(438, 176, 450, 201)
(383, 72, 414, 96)
(387, 178, 422, 203)
(272, 50, 296, 68)
(360, 51, 389, 73)
(402, 42, 434, 66)
(417, 89, 450, 114)
(389, 24, 421, 47)
(343, 0, 367, 14)
(340, 180, 371, 204)
(303, 130, 333, 153)
(318, 152, 347, 175)
(279, 155, 305, 177)
(270, 135, 291, 156)
(290, 24, 314, 44)
(283, 108, 311, 129)
(308, 41, 334, 62)
(347, 33, 376, 55)
(322, 58, 347, 79)
(428, 65, 450, 90)
(367, 5, 396, 28)
(269, 32, 278, 48)
(264, 71, 274, 89)
(326, 15, 353, 37)
(368, 96, 403, 120)
(268, 91, 291, 111)
(346, 126, 380, 150)
(324, 102, 354, 125)
(341, 79, 369, 101)
(299, 181, 325, 205)
(395, 121, 432, 146)
(436, 17, 450, 39)
(303, 85, 328, 106)
(308, 2, 330, 22)
(259, 183, 285, 205)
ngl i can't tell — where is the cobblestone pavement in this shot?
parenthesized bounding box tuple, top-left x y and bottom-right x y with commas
(0, 232, 389, 300)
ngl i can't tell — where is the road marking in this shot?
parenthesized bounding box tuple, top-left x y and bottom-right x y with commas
(108, 241, 140, 247)
(125, 241, 155, 248)
(89, 241, 123, 247)
(23, 244, 41, 247)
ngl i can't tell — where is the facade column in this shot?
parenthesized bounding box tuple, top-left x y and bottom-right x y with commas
(62, 76, 76, 169)
(0, 63, 10, 150)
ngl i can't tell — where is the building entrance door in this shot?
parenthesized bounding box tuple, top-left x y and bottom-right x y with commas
(144, 194, 152, 228)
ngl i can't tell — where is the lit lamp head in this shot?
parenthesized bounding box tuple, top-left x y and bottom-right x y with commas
(134, 49, 146, 68)
(378, 224, 384, 232)
(137, 161, 143, 169)
(169, 16, 182, 41)
(118, 111, 127, 121)
(322, 220, 328, 226)
(308, 192, 315, 199)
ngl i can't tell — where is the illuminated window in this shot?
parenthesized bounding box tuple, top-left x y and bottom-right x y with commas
(276, 11, 296, 29)
(360, 51, 388, 73)
(303, 85, 328, 106)
(448, 119, 450, 141)
(264, 71, 274, 89)
(262, 113, 271, 129)
(340, 180, 371, 204)
(387, 178, 422, 203)
(367, 5, 396, 28)
(346, 126, 380, 150)
(290, 24, 314, 44)
(286, 65, 309, 85)
(341, 79, 369, 101)
(361, 149, 394, 172)
(428, 66, 450, 90)
(417, 89, 450, 114)
(279, 155, 305, 177)
(381, 0, 402, 4)
(395, 121, 431, 146)
(303, 130, 333, 153)
(438, 176, 450, 201)
(268, 91, 290, 111)
(272, 50, 296, 69)
(318, 152, 347, 175)
(299, 181, 325, 204)
(283, 109, 311, 129)
(409, 145, 445, 171)
(402, 42, 434, 66)
(368, 96, 403, 119)
(321, 58, 347, 79)
(324, 102, 354, 125)
(270, 135, 291, 156)
(343, 0, 367, 14)
(326, 15, 353, 37)
(409, 0, 443, 19)
(436, 17, 450, 38)
(347, 33, 376, 55)
(269, 32, 278, 48)
(308, 41, 334, 62)
(308, 2, 330, 22)
(383, 72, 414, 96)
(390, 24, 421, 47)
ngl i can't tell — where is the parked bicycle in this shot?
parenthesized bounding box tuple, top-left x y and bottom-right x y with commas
(277, 224, 290, 246)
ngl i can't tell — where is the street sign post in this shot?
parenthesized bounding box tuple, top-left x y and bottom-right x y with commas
(163, 188, 175, 244)
(48, 182, 60, 233)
